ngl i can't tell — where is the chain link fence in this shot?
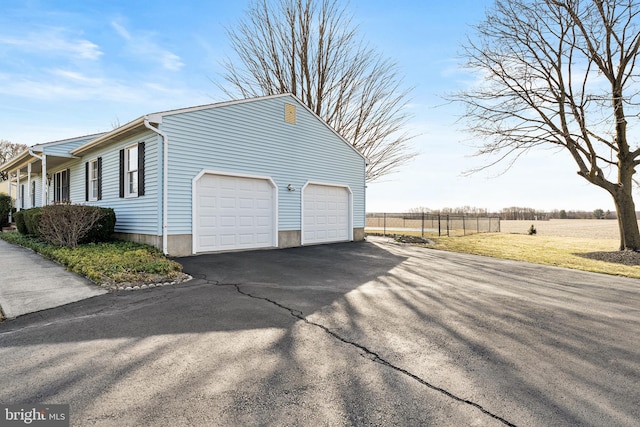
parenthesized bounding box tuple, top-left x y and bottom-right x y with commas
(366, 212, 501, 237)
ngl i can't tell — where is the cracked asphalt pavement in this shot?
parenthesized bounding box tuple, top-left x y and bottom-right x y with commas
(1, 237, 639, 426)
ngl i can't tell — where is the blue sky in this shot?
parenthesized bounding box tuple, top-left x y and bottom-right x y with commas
(0, 0, 615, 212)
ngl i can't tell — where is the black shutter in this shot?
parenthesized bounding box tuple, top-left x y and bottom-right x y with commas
(64, 169, 70, 202)
(138, 142, 145, 196)
(85, 162, 89, 202)
(97, 157, 102, 201)
(119, 149, 125, 198)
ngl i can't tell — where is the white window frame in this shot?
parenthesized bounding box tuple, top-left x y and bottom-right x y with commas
(125, 144, 138, 198)
(88, 158, 99, 201)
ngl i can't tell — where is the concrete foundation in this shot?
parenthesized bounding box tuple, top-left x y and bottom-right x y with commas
(114, 227, 366, 256)
(113, 232, 161, 249)
(167, 234, 193, 257)
(279, 230, 302, 248)
(112, 232, 193, 257)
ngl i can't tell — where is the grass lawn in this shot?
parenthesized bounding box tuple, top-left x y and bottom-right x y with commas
(0, 232, 185, 286)
(423, 233, 640, 279)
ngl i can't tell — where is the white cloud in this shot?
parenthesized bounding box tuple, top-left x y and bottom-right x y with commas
(50, 69, 104, 85)
(110, 21, 131, 41)
(0, 69, 209, 113)
(0, 29, 102, 60)
(110, 20, 184, 71)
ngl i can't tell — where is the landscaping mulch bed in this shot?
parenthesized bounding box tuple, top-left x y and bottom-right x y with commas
(578, 250, 640, 266)
(367, 233, 434, 245)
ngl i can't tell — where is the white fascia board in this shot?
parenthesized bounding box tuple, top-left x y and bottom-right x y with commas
(71, 117, 146, 156)
(0, 150, 34, 173)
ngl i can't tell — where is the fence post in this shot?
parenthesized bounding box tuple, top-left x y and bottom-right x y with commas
(383, 212, 386, 236)
(477, 216, 480, 234)
(421, 212, 425, 238)
(447, 215, 450, 237)
(463, 215, 466, 236)
(438, 214, 441, 236)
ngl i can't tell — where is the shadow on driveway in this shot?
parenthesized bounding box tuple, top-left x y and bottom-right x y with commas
(1, 239, 639, 426)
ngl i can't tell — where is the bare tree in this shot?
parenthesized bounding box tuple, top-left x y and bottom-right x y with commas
(453, 0, 640, 250)
(219, 0, 416, 181)
(0, 140, 28, 182)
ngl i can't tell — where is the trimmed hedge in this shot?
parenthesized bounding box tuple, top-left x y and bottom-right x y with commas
(24, 208, 42, 236)
(14, 208, 43, 235)
(13, 205, 115, 246)
(82, 207, 116, 243)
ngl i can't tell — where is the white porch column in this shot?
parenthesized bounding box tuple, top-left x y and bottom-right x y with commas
(16, 167, 21, 212)
(41, 154, 47, 206)
(7, 172, 13, 223)
(27, 163, 32, 209)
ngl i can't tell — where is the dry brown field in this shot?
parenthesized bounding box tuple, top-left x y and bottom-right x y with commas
(500, 219, 624, 240)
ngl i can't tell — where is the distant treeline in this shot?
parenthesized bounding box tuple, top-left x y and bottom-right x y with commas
(408, 206, 623, 220)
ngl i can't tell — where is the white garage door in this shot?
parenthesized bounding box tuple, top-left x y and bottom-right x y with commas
(303, 184, 350, 245)
(195, 174, 275, 252)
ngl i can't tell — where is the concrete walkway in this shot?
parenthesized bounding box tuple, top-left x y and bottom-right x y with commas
(0, 238, 107, 319)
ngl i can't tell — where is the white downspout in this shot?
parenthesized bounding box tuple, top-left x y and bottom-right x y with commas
(143, 117, 169, 255)
(28, 148, 46, 207)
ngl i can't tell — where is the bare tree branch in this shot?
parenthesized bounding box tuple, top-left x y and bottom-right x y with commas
(218, 0, 416, 182)
(0, 140, 28, 182)
(451, 0, 640, 250)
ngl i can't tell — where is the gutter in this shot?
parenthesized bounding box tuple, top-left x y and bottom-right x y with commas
(71, 117, 146, 156)
(143, 117, 169, 255)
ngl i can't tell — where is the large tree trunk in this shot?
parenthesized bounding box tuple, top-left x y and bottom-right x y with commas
(611, 181, 640, 251)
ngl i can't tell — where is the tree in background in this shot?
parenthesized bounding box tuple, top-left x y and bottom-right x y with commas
(0, 140, 27, 182)
(454, 0, 640, 251)
(220, 0, 416, 181)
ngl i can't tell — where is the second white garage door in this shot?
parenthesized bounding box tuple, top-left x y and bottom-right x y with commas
(302, 184, 350, 245)
(195, 173, 275, 253)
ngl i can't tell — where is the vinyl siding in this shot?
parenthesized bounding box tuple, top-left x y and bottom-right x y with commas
(46, 131, 161, 236)
(160, 95, 366, 235)
(27, 176, 42, 209)
(13, 175, 42, 209)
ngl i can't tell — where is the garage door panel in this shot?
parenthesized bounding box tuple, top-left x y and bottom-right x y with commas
(200, 215, 217, 227)
(303, 184, 349, 245)
(239, 216, 255, 227)
(196, 174, 275, 252)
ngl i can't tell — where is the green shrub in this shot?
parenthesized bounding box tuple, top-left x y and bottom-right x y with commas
(0, 193, 12, 228)
(38, 204, 112, 248)
(23, 208, 42, 236)
(13, 210, 27, 234)
(81, 207, 116, 243)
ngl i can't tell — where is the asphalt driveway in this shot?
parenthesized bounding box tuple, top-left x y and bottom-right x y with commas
(0, 237, 638, 426)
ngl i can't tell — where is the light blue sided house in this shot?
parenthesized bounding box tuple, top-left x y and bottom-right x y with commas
(1, 94, 367, 256)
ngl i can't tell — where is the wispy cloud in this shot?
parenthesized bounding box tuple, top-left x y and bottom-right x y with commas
(110, 20, 184, 71)
(0, 28, 102, 60)
(110, 21, 131, 41)
(0, 69, 206, 111)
